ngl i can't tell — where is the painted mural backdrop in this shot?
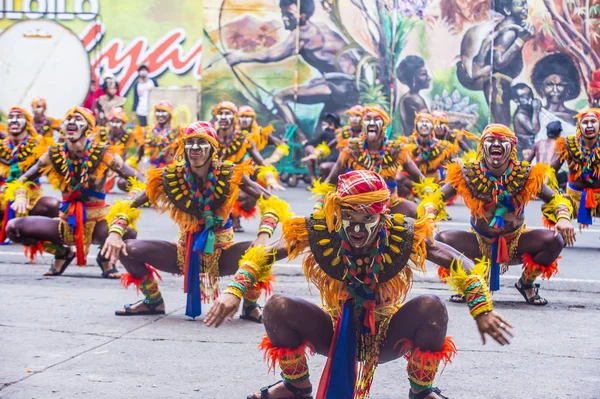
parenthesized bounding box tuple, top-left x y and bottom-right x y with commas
(201, 0, 600, 145)
(0, 0, 203, 117)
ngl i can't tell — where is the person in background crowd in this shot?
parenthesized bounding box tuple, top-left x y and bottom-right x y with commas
(301, 113, 340, 187)
(132, 65, 159, 127)
(96, 79, 126, 127)
(524, 121, 566, 191)
(83, 79, 103, 113)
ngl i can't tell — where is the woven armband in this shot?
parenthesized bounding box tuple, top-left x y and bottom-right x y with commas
(541, 193, 574, 227)
(444, 258, 494, 319)
(257, 165, 280, 187)
(3, 181, 35, 207)
(265, 144, 290, 164)
(224, 246, 275, 299)
(105, 200, 142, 237)
(309, 179, 335, 212)
(257, 195, 294, 237)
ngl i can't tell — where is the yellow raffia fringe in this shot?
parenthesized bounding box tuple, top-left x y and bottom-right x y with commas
(309, 179, 335, 199)
(257, 195, 294, 223)
(125, 157, 139, 169)
(416, 191, 448, 221)
(2, 181, 36, 206)
(238, 245, 276, 283)
(444, 257, 490, 295)
(275, 143, 290, 156)
(127, 176, 146, 194)
(541, 193, 574, 225)
(257, 164, 279, 184)
(461, 150, 478, 164)
(412, 177, 440, 199)
(315, 141, 331, 159)
(105, 200, 142, 231)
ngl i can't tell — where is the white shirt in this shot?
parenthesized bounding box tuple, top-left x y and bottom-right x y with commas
(136, 79, 156, 116)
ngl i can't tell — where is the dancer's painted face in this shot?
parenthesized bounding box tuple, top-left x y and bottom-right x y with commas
(7, 111, 27, 135)
(216, 109, 234, 129)
(239, 115, 253, 129)
(184, 137, 213, 167)
(349, 115, 362, 128)
(434, 122, 448, 139)
(33, 105, 45, 118)
(416, 117, 433, 138)
(341, 209, 382, 249)
(109, 118, 123, 133)
(363, 112, 384, 141)
(580, 114, 600, 140)
(483, 135, 513, 167)
(155, 110, 170, 124)
(64, 112, 88, 142)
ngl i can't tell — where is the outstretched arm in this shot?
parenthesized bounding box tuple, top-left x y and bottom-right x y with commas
(19, 153, 49, 183)
(240, 174, 271, 200)
(550, 153, 564, 172)
(403, 156, 426, 183)
(426, 239, 514, 345)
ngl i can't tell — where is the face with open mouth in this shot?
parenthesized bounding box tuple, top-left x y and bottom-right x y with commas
(363, 112, 384, 141)
(483, 135, 513, 167)
(184, 137, 213, 167)
(108, 118, 123, 134)
(416, 117, 433, 138)
(579, 114, 600, 140)
(155, 110, 170, 125)
(216, 109, 234, 129)
(64, 112, 89, 142)
(7, 111, 27, 135)
(434, 122, 448, 139)
(341, 209, 382, 249)
(239, 115, 253, 129)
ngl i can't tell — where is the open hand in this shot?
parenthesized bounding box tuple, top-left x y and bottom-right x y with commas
(555, 218, 575, 246)
(475, 311, 514, 346)
(100, 232, 127, 264)
(204, 293, 241, 327)
(11, 198, 29, 216)
(268, 181, 286, 191)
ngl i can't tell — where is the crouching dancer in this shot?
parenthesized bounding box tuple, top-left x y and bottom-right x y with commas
(207, 170, 513, 399)
(101, 121, 292, 321)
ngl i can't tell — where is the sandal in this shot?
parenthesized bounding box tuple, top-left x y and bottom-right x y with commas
(240, 303, 263, 323)
(115, 299, 166, 316)
(43, 247, 75, 276)
(96, 253, 121, 279)
(247, 380, 313, 399)
(409, 387, 449, 399)
(515, 279, 548, 306)
(449, 294, 465, 303)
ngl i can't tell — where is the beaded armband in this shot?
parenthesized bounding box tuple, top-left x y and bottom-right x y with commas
(314, 141, 331, 160)
(412, 177, 440, 199)
(224, 246, 275, 299)
(443, 257, 494, 319)
(416, 191, 448, 221)
(256, 195, 294, 238)
(265, 144, 290, 164)
(541, 193, 574, 227)
(257, 165, 280, 188)
(2, 181, 35, 209)
(105, 200, 142, 237)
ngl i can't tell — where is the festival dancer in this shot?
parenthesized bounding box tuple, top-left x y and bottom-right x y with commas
(420, 124, 576, 305)
(134, 101, 181, 171)
(31, 97, 61, 140)
(431, 110, 478, 154)
(206, 170, 514, 399)
(316, 106, 429, 218)
(212, 101, 284, 233)
(5, 106, 139, 278)
(94, 107, 144, 193)
(551, 108, 600, 230)
(335, 104, 365, 150)
(1, 107, 60, 245)
(238, 105, 289, 165)
(100, 121, 292, 321)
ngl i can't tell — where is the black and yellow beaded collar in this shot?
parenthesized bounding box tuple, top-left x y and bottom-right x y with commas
(0, 135, 39, 167)
(461, 160, 533, 202)
(217, 130, 249, 162)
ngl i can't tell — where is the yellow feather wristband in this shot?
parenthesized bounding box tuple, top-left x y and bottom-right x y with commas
(541, 193, 574, 226)
(314, 141, 331, 159)
(105, 200, 142, 232)
(416, 191, 448, 221)
(224, 245, 276, 298)
(444, 258, 494, 319)
(2, 181, 36, 206)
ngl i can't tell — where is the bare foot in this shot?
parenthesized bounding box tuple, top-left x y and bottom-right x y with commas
(249, 380, 312, 399)
(115, 300, 165, 315)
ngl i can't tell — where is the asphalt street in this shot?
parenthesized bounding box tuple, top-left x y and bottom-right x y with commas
(1, 182, 599, 399)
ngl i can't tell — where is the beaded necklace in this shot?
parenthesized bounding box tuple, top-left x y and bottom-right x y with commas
(480, 161, 515, 228)
(63, 139, 92, 193)
(185, 163, 221, 229)
(577, 136, 600, 184)
(356, 138, 387, 173)
(7, 136, 33, 182)
(33, 117, 49, 135)
(412, 136, 435, 165)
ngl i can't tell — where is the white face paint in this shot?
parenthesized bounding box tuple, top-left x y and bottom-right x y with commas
(64, 113, 89, 142)
(349, 115, 362, 126)
(434, 122, 448, 139)
(33, 106, 45, 116)
(580, 115, 600, 140)
(239, 116, 253, 129)
(483, 135, 513, 167)
(341, 211, 382, 249)
(155, 110, 170, 124)
(363, 113, 384, 141)
(184, 138, 213, 166)
(7, 112, 26, 134)
(416, 118, 433, 137)
(216, 110, 234, 128)
(109, 120, 123, 130)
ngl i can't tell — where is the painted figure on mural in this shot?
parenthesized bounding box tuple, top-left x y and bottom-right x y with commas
(398, 55, 431, 136)
(511, 83, 541, 158)
(457, 0, 535, 126)
(224, 0, 359, 140)
(531, 53, 581, 136)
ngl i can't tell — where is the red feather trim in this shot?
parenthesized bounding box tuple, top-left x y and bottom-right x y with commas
(120, 264, 163, 293)
(521, 253, 559, 280)
(24, 242, 45, 262)
(437, 266, 450, 283)
(232, 201, 258, 220)
(256, 274, 276, 298)
(258, 334, 315, 375)
(399, 336, 457, 374)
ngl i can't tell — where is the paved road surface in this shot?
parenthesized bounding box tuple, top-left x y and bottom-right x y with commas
(1, 183, 599, 398)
